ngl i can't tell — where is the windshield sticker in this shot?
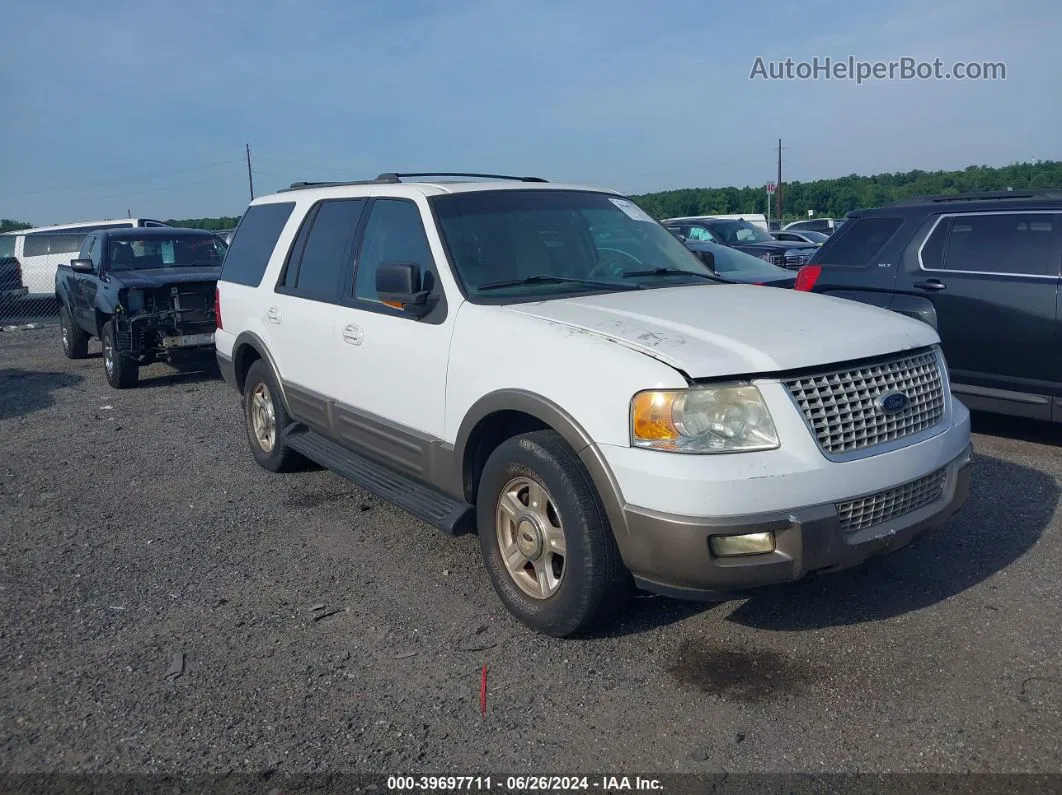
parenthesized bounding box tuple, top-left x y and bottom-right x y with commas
(609, 198, 655, 223)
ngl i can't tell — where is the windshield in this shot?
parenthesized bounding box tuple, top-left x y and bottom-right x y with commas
(802, 230, 830, 243)
(432, 190, 715, 299)
(0, 235, 15, 259)
(705, 220, 776, 244)
(108, 235, 227, 272)
(699, 243, 792, 279)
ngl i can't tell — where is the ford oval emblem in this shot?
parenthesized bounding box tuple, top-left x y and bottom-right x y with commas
(877, 391, 909, 414)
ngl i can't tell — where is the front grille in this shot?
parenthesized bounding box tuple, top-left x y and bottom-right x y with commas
(785, 253, 811, 268)
(837, 467, 947, 533)
(784, 348, 946, 456)
(763, 253, 786, 266)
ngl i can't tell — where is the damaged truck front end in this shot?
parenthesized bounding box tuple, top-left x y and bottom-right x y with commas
(114, 281, 218, 365)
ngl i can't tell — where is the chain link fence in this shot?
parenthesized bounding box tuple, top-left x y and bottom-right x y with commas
(1, 229, 119, 329)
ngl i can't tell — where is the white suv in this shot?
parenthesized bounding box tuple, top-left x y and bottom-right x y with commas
(214, 172, 973, 638)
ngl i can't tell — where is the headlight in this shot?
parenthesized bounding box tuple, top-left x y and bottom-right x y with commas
(630, 385, 780, 453)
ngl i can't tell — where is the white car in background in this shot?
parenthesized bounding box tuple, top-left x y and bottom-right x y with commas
(0, 218, 169, 296)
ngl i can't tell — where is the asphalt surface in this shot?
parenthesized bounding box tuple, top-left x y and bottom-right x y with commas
(1, 326, 1060, 777)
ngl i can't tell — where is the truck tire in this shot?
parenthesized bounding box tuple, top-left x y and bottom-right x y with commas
(476, 430, 633, 638)
(60, 305, 89, 360)
(101, 320, 139, 389)
(242, 359, 306, 472)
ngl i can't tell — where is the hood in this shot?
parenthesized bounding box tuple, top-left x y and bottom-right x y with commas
(109, 267, 221, 289)
(731, 240, 816, 253)
(503, 284, 938, 378)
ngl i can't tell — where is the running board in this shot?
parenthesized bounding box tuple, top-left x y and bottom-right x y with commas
(284, 425, 475, 536)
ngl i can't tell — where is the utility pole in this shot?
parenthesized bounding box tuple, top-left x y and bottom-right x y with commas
(776, 138, 783, 222)
(246, 143, 255, 201)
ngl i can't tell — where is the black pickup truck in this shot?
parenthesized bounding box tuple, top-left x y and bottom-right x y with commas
(55, 227, 227, 388)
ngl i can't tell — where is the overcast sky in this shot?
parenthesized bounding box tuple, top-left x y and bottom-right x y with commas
(1, 0, 1058, 225)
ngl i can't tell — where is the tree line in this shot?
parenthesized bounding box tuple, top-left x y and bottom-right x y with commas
(3, 161, 1060, 233)
(628, 160, 1062, 221)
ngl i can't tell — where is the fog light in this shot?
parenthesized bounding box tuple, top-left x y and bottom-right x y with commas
(709, 531, 775, 557)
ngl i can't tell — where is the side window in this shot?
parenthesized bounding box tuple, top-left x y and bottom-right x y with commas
(687, 226, 714, 242)
(23, 234, 50, 257)
(278, 206, 318, 289)
(919, 218, 950, 270)
(941, 213, 1059, 277)
(77, 235, 94, 261)
(219, 201, 296, 287)
(285, 199, 366, 300)
(818, 216, 903, 267)
(353, 199, 435, 303)
(90, 237, 103, 268)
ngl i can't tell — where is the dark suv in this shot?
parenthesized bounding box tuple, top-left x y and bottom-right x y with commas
(794, 190, 1062, 422)
(661, 216, 818, 269)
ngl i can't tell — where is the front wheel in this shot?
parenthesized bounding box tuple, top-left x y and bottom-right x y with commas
(101, 321, 139, 389)
(476, 430, 633, 637)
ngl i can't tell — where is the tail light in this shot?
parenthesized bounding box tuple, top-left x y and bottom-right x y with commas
(794, 265, 822, 292)
(215, 287, 223, 329)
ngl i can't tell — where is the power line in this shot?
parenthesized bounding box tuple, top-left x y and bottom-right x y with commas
(8, 158, 245, 199)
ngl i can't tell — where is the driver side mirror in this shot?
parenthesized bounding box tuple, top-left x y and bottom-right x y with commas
(376, 262, 434, 317)
(71, 258, 94, 273)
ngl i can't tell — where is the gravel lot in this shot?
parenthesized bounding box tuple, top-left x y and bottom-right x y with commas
(2, 326, 1061, 778)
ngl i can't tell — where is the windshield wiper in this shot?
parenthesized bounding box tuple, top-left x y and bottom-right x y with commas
(621, 267, 719, 281)
(477, 274, 641, 292)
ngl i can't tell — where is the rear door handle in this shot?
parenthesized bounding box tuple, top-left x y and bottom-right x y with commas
(913, 279, 946, 292)
(266, 306, 282, 324)
(342, 323, 363, 345)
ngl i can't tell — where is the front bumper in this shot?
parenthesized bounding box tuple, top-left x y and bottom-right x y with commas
(114, 311, 216, 354)
(621, 442, 973, 600)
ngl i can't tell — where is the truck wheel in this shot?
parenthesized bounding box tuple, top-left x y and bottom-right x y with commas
(243, 359, 306, 472)
(60, 306, 89, 360)
(101, 321, 139, 389)
(476, 430, 633, 638)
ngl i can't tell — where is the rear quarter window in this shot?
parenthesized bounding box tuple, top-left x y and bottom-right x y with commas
(220, 201, 297, 287)
(813, 216, 904, 267)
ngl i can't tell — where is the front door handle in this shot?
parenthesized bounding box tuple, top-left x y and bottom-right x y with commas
(913, 279, 946, 292)
(342, 324, 363, 345)
(266, 306, 282, 324)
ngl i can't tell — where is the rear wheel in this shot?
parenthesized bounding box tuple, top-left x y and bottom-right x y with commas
(243, 359, 306, 472)
(476, 430, 633, 637)
(60, 306, 89, 360)
(101, 321, 139, 388)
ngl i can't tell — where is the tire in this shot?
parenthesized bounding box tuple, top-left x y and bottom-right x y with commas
(243, 359, 306, 473)
(60, 305, 89, 360)
(476, 430, 633, 638)
(101, 320, 139, 389)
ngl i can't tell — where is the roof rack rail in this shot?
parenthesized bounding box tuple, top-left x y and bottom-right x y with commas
(375, 172, 548, 183)
(887, 189, 1062, 206)
(281, 176, 400, 192)
(279, 172, 548, 193)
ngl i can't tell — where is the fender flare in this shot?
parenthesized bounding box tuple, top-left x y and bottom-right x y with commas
(230, 331, 293, 413)
(452, 389, 632, 551)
